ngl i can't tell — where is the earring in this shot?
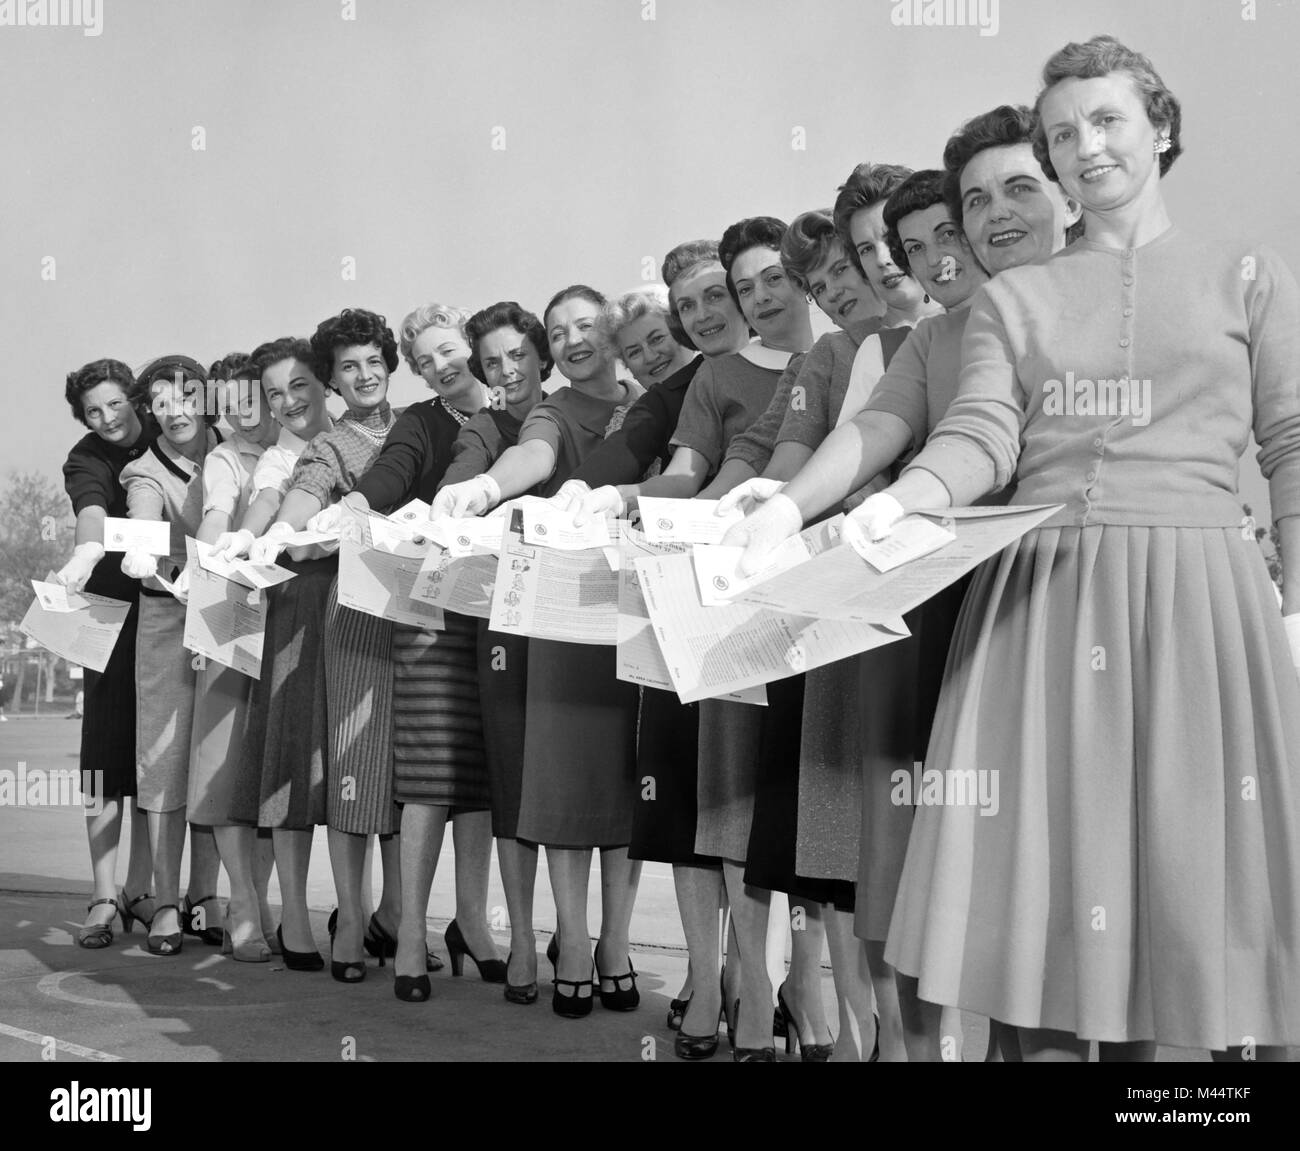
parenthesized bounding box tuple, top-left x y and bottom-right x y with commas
(1153, 136, 1172, 154)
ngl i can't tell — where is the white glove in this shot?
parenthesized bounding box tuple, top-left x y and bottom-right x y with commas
(722, 493, 803, 577)
(54, 541, 104, 594)
(170, 562, 193, 605)
(845, 491, 906, 542)
(571, 485, 624, 527)
(1285, 613, 1300, 674)
(212, 528, 255, 561)
(716, 477, 786, 518)
(121, 549, 158, 580)
(432, 475, 501, 520)
(249, 521, 295, 565)
(307, 497, 366, 537)
(549, 479, 590, 514)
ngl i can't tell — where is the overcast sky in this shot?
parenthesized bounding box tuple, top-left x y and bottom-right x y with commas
(2, 0, 1296, 518)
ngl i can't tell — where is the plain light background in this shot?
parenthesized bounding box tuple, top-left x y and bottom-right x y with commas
(1, 0, 1296, 518)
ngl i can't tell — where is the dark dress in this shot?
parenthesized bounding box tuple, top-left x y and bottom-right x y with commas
(353, 398, 489, 812)
(571, 357, 717, 866)
(61, 426, 156, 800)
(513, 385, 642, 849)
(442, 407, 531, 838)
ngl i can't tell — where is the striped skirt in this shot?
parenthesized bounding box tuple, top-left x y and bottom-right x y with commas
(392, 612, 489, 811)
(229, 555, 332, 830)
(324, 577, 398, 836)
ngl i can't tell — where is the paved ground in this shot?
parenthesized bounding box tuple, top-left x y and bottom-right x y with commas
(0, 717, 1229, 1062)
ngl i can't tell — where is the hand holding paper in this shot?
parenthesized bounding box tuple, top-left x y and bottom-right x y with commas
(844, 514, 956, 572)
(845, 491, 906, 542)
(520, 498, 612, 550)
(53, 541, 104, 594)
(722, 493, 803, 577)
(433, 475, 500, 519)
(692, 531, 812, 606)
(249, 521, 295, 564)
(715, 477, 786, 518)
(212, 528, 254, 562)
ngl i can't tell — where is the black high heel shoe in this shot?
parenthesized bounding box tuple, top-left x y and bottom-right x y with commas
(364, 912, 445, 973)
(330, 942, 366, 984)
(182, 894, 224, 946)
(595, 947, 640, 1012)
(776, 982, 834, 1062)
(504, 951, 538, 1005)
(444, 919, 507, 983)
(730, 1000, 776, 1062)
(394, 973, 431, 1002)
(552, 967, 595, 1019)
(146, 904, 183, 956)
(276, 924, 324, 972)
(118, 888, 155, 934)
(674, 998, 720, 1060)
(76, 897, 120, 949)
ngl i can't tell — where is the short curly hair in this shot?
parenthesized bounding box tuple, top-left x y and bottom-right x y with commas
(660, 239, 722, 349)
(248, 337, 317, 387)
(1032, 34, 1182, 181)
(398, 303, 475, 374)
(65, 358, 144, 427)
(464, 301, 553, 384)
(208, 351, 252, 382)
(718, 216, 789, 310)
(832, 163, 914, 276)
(309, 308, 400, 389)
(779, 210, 841, 293)
(943, 104, 1084, 247)
(882, 170, 948, 271)
(596, 285, 677, 352)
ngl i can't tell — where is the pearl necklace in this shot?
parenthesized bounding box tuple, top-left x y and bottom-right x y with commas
(346, 409, 395, 446)
(438, 398, 473, 427)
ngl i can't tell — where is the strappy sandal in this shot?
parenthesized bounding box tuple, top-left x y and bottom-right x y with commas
(147, 904, 183, 956)
(76, 897, 119, 949)
(118, 888, 155, 933)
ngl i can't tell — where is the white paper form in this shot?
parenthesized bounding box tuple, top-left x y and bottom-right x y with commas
(183, 564, 267, 678)
(633, 551, 908, 703)
(408, 546, 497, 619)
(30, 580, 73, 612)
(691, 517, 842, 606)
(737, 504, 1061, 623)
(487, 520, 621, 645)
(102, 516, 169, 555)
(518, 496, 613, 551)
(638, 497, 744, 545)
(194, 539, 296, 590)
(337, 518, 446, 630)
(615, 527, 765, 704)
(425, 516, 509, 558)
(20, 591, 131, 673)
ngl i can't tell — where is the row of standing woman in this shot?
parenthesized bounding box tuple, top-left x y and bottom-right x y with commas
(55, 33, 1300, 1061)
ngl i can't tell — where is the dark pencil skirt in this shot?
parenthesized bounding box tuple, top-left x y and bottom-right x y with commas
(629, 688, 719, 867)
(229, 554, 332, 830)
(743, 675, 855, 911)
(81, 594, 141, 800)
(477, 623, 529, 838)
(516, 638, 638, 849)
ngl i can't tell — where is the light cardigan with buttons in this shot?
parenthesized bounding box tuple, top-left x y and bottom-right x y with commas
(905, 227, 1300, 528)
